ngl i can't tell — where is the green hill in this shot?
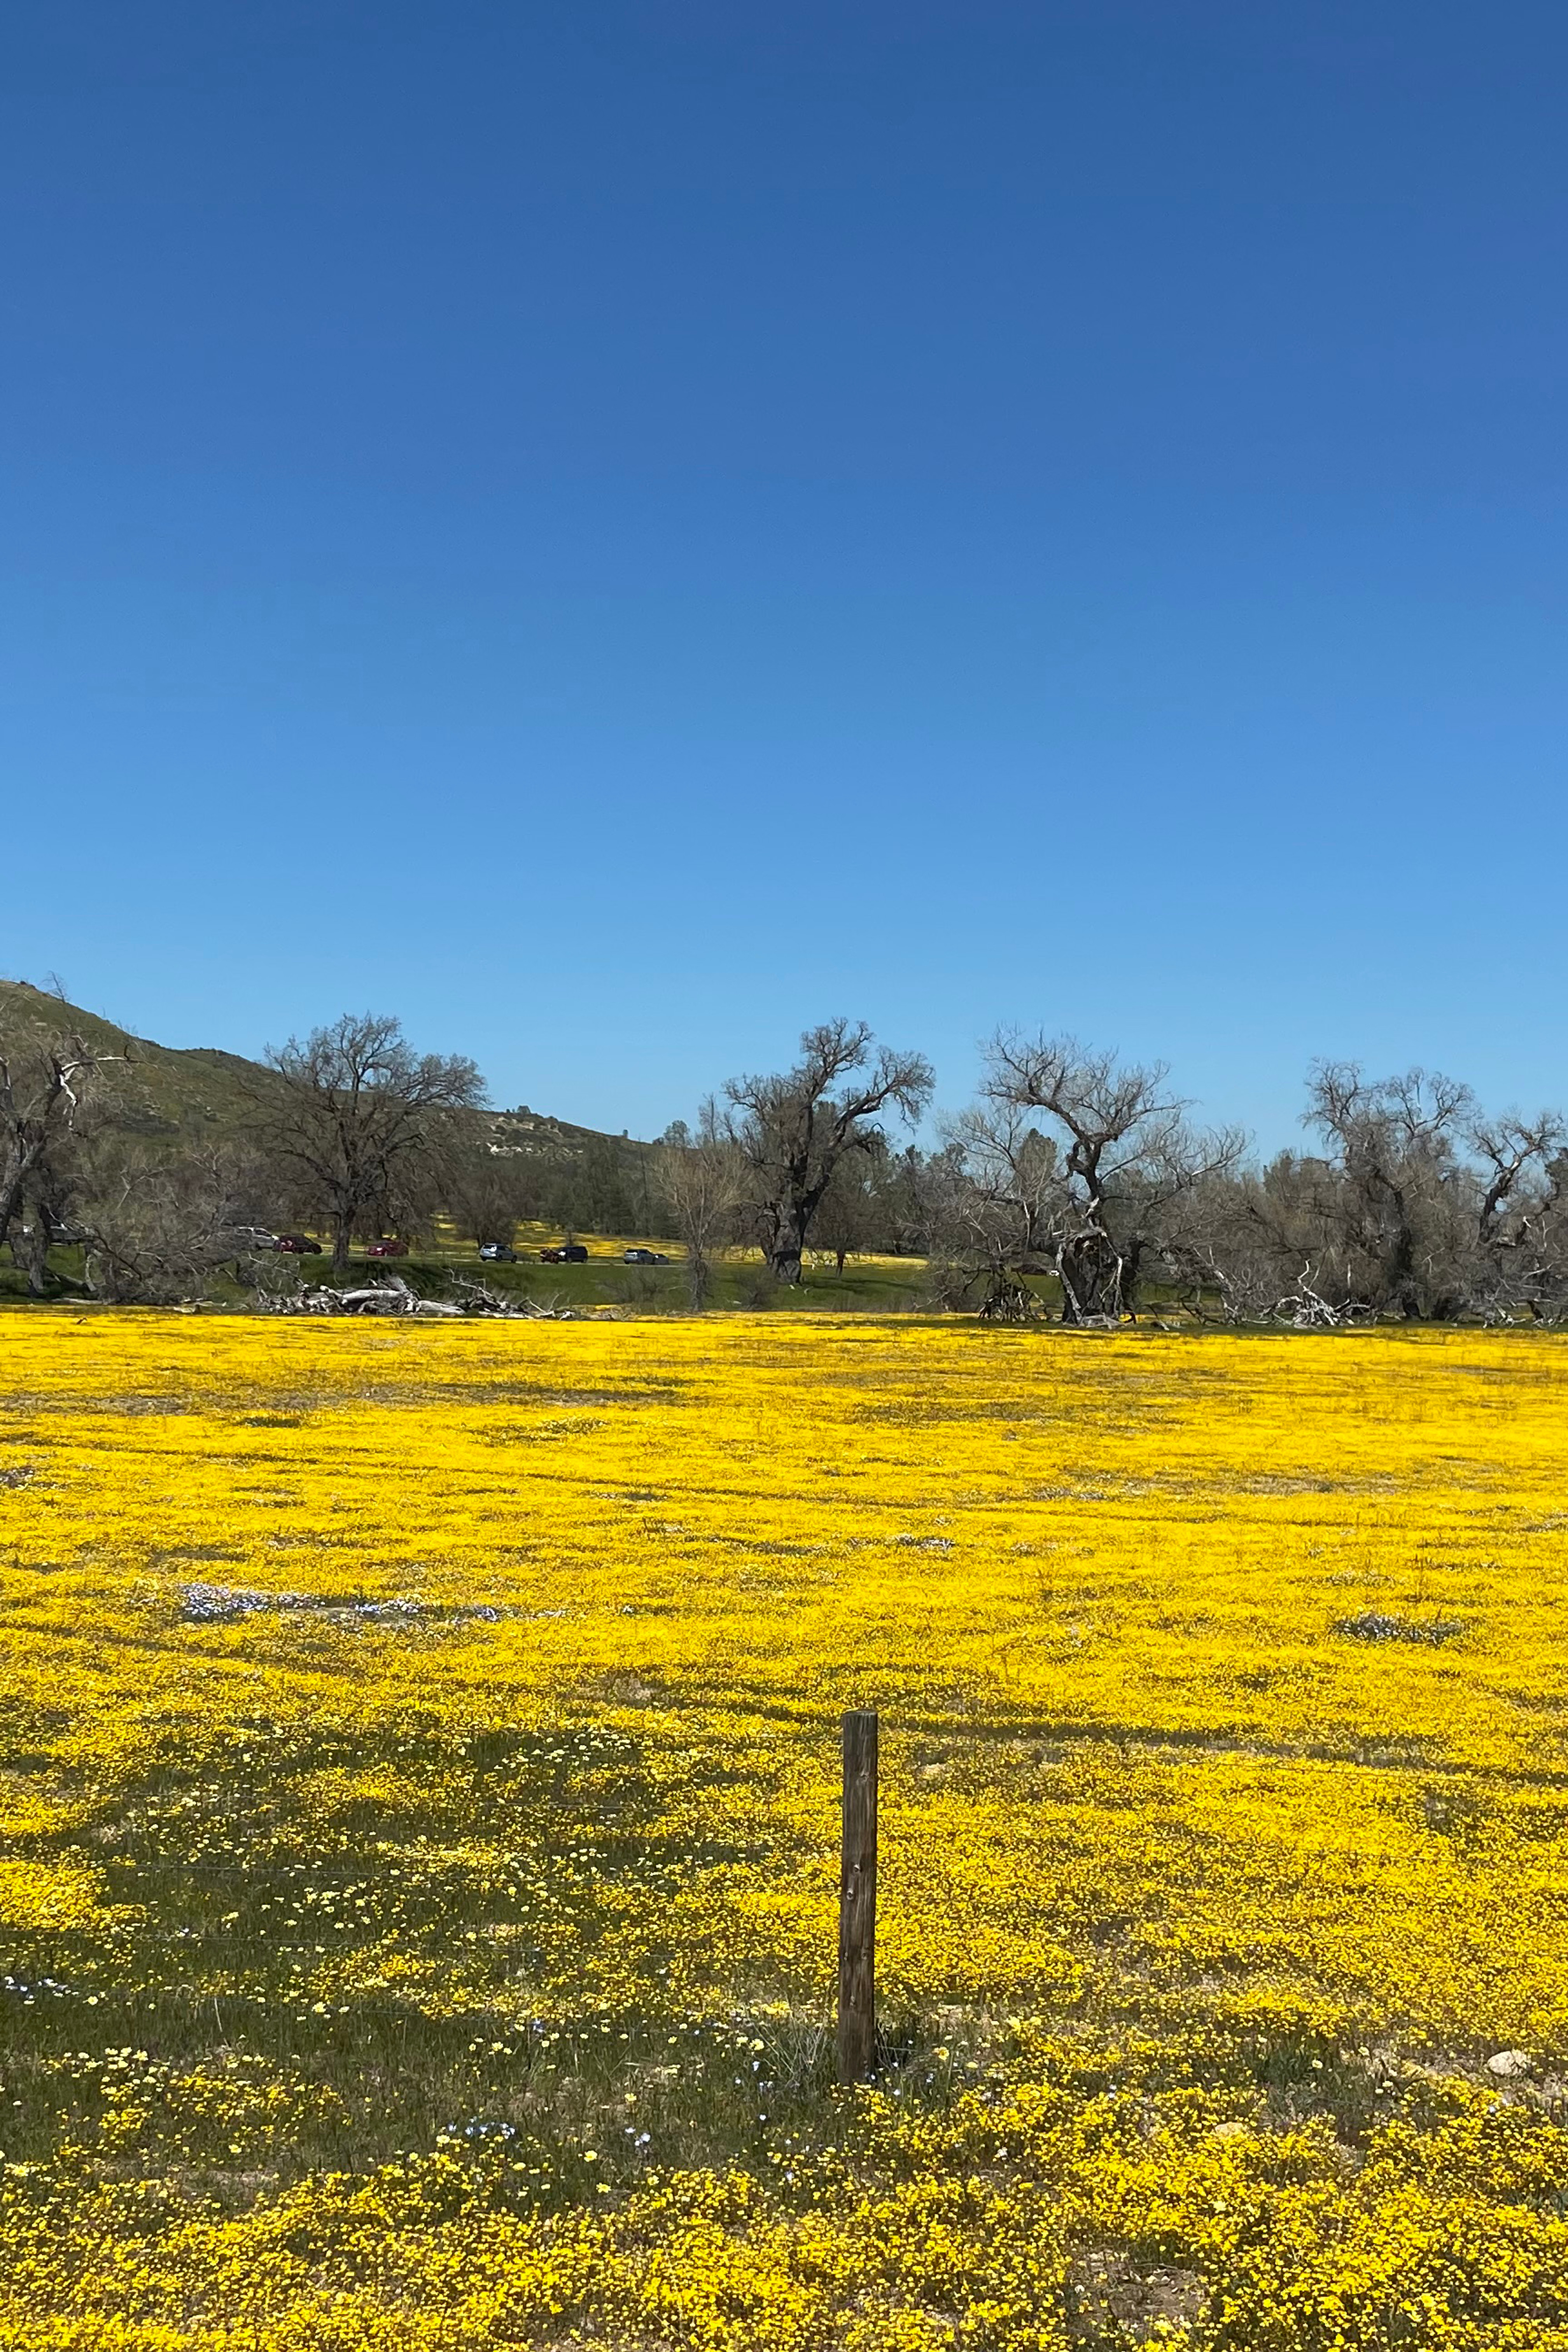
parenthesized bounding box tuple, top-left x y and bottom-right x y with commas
(0, 977, 658, 1180)
(0, 979, 282, 1136)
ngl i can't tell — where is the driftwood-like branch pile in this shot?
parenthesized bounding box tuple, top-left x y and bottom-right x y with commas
(263, 1275, 574, 1320)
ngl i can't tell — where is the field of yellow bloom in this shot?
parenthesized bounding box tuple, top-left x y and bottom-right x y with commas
(4, 1311, 1568, 2349)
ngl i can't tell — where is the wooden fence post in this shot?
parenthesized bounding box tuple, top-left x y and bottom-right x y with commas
(836, 1708, 878, 2083)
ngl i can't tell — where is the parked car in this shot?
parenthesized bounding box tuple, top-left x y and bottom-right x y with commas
(478, 1242, 518, 1263)
(275, 1234, 324, 1255)
(224, 1228, 279, 1253)
(623, 1248, 670, 1264)
(366, 1238, 410, 1258)
(539, 1244, 589, 1264)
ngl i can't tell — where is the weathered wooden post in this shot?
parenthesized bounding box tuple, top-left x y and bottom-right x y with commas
(836, 1708, 878, 2083)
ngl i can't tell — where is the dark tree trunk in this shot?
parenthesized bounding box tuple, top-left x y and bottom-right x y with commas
(10, 1208, 50, 1297)
(0, 1139, 46, 1260)
(1384, 1199, 1419, 1316)
(1057, 1232, 1124, 1324)
(331, 1212, 353, 1276)
(1120, 1235, 1145, 1320)
(764, 1193, 810, 1283)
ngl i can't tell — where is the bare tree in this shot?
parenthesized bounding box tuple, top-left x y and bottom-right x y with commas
(924, 1103, 1062, 1317)
(443, 1133, 543, 1250)
(1470, 1110, 1564, 1246)
(256, 1014, 485, 1274)
(812, 1151, 882, 1278)
(722, 1020, 933, 1283)
(74, 1133, 264, 1305)
(1165, 1070, 1568, 1328)
(0, 1014, 124, 1295)
(981, 1032, 1243, 1323)
(1303, 1063, 1475, 1319)
(1457, 1109, 1566, 1321)
(1157, 1156, 1366, 1328)
(657, 1105, 745, 1306)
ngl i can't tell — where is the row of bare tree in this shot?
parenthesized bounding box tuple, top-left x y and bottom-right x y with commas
(660, 1024, 1568, 1325)
(4, 992, 1565, 1322)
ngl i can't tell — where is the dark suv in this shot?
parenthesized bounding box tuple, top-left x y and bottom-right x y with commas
(540, 1244, 589, 1264)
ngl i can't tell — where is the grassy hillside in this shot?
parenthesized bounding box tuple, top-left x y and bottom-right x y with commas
(0, 978, 283, 1136)
(0, 979, 660, 1171)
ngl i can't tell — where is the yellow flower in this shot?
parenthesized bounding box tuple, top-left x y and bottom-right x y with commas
(4, 1312, 1568, 2345)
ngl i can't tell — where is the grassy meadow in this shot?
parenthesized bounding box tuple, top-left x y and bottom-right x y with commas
(393, 1232, 934, 1318)
(0, 1231, 933, 1318)
(4, 1313, 1568, 2347)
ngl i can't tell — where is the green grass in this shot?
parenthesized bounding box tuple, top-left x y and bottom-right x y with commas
(286, 1242, 932, 1317)
(0, 1239, 934, 1315)
(466, 1250, 931, 1315)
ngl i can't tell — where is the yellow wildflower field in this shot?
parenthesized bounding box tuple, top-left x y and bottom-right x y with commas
(4, 1312, 1568, 2349)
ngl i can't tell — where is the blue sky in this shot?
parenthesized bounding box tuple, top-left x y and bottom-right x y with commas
(3, 2, 1564, 1147)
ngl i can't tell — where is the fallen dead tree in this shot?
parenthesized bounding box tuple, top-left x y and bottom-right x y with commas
(261, 1274, 575, 1320)
(1270, 1265, 1377, 1330)
(293, 1279, 458, 1318)
(445, 1276, 577, 1319)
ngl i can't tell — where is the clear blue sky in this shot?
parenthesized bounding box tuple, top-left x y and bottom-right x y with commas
(3, 2, 1564, 1148)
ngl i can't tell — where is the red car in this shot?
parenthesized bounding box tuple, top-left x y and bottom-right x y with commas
(366, 1238, 410, 1258)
